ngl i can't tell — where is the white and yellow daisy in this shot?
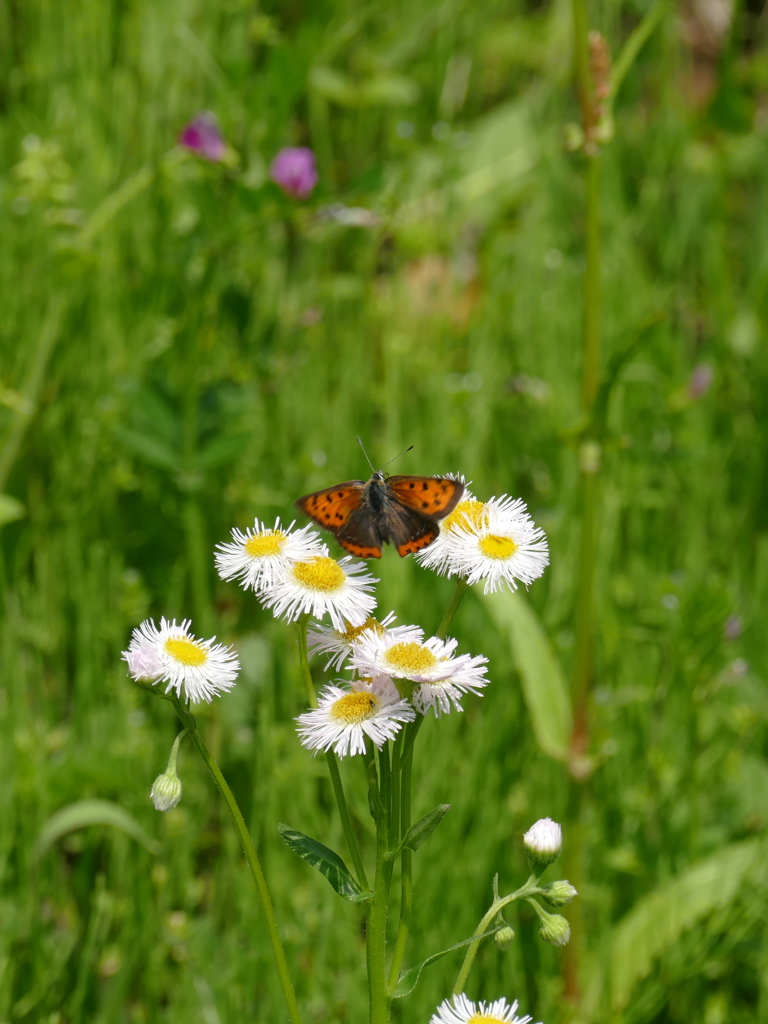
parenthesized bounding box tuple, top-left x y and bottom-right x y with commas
(123, 618, 240, 703)
(258, 555, 378, 630)
(414, 481, 486, 576)
(307, 611, 423, 670)
(296, 677, 416, 757)
(215, 517, 327, 591)
(430, 993, 536, 1024)
(350, 631, 489, 717)
(445, 495, 549, 593)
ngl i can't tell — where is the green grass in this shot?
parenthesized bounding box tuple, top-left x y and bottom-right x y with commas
(2, 1, 768, 1021)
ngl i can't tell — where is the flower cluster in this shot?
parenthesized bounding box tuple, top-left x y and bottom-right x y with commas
(123, 478, 548, 755)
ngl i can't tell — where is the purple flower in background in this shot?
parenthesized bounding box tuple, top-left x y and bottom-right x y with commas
(688, 362, 714, 400)
(270, 147, 318, 199)
(179, 113, 226, 163)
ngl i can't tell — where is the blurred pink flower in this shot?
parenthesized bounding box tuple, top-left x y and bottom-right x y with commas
(270, 147, 318, 199)
(179, 113, 226, 162)
(688, 362, 714, 399)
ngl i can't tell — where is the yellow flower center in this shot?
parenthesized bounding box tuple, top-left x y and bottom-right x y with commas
(443, 498, 487, 532)
(479, 534, 518, 560)
(244, 530, 285, 557)
(468, 1015, 507, 1024)
(165, 636, 207, 666)
(329, 691, 379, 723)
(384, 641, 437, 674)
(292, 557, 346, 592)
(340, 617, 383, 643)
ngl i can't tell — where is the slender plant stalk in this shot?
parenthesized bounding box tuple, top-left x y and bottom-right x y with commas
(452, 876, 540, 995)
(565, 0, 603, 1006)
(367, 745, 392, 1024)
(436, 579, 470, 639)
(0, 301, 62, 493)
(173, 700, 303, 1024)
(387, 578, 471, 989)
(296, 616, 369, 889)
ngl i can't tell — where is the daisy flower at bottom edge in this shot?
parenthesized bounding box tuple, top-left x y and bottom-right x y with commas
(122, 617, 240, 704)
(296, 677, 416, 758)
(430, 993, 538, 1024)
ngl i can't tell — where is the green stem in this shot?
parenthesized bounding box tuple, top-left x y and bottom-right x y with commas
(296, 616, 317, 709)
(387, 580, 468, 991)
(610, 0, 667, 104)
(173, 701, 302, 1024)
(436, 579, 470, 639)
(387, 724, 415, 991)
(452, 876, 540, 995)
(296, 616, 369, 890)
(567, 0, 603, 1005)
(0, 301, 62, 493)
(367, 745, 392, 1024)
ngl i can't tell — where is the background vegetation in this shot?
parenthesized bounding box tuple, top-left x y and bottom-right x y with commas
(2, 0, 767, 1021)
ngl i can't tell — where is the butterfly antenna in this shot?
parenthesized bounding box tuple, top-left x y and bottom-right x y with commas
(380, 444, 415, 471)
(357, 436, 376, 472)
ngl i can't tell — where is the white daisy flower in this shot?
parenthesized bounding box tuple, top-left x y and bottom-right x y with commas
(258, 555, 378, 630)
(430, 993, 536, 1024)
(350, 631, 488, 717)
(415, 481, 486, 575)
(307, 611, 422, 670)
(215, 517, 327, 591)
(441, 495, 549, 593)
(296, 677, 416, 757)
(123, 618, 240, 703)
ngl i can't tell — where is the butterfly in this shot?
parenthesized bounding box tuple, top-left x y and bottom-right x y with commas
(296, 447, 464, 559)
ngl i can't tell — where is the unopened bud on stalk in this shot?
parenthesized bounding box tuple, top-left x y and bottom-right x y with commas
(494, 925, 516, 949)
(523, 817, 562, 871)
(538, 910, 571, 948)
(150, 731, 185, 811)
(150, 769, 183, 811)
(541, 880, 578, 907)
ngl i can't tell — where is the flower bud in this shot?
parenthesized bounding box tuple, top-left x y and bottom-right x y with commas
(523, 817, 562, 871)
(541, 880, 578, 907)
(150, 768, 182, 811)
(494, 925, 516, 949)
(538, 911, 571, 948)
(150, 731, 185, 811)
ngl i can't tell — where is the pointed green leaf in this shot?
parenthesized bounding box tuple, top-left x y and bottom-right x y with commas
(278, 824, 369, 903)
(397, 804, 450, 855)
(391, 926, 501, 998)
(585, 837, 768, 1014)
(483, 590, 572, 761)
(36, 799, 161, 857)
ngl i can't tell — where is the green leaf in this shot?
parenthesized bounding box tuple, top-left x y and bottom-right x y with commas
(396, 804, 450, 855)
(391, 926, 501, 998)
(278, 824, 369, 903)
(482, 590, 572, 761)
(36, 799, 161, 857)
(0, 493, 25, 526)
(585, 837, 768, 1014)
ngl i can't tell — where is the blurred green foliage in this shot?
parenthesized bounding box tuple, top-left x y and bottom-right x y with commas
(1, 0, 767, 1021)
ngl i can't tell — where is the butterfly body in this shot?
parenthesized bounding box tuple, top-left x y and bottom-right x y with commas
(296, 471, 464, 558)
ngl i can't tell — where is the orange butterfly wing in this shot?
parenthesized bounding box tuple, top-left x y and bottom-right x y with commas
(386, 476, 464, 519)
(296, 482, 365, 530)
